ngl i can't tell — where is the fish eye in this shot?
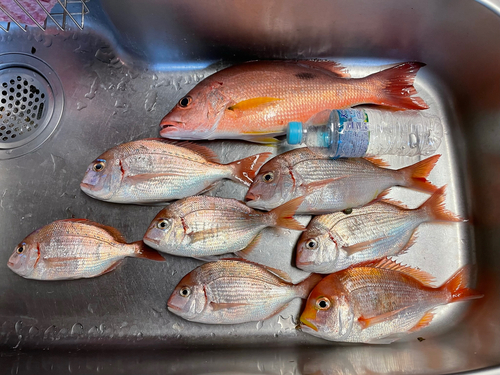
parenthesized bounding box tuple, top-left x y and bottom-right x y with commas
(179, 286, 191, 297)
(178, 96, 192, 108)
(306, 239, 318, 250)
(157, 219, 170, 230)
(316, 297, 331, 310)
(16, 243, 26, 254)
(92, 160, 106, 172)
(262, 171, 274, 183)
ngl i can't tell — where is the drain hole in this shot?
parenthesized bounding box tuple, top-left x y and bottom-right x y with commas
(37, 103, 44, 120)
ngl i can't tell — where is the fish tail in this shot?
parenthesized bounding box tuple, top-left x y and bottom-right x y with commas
(397, 154, 440, 193)
(419, 185, 463, 222)
(440, 265, 483, 303)
(295, 273, 323, 299)
(227, 152, 272, 186)
(267, 197, 306, 231)
(132, 241, 166, 261)
(368, 62, 429, 110)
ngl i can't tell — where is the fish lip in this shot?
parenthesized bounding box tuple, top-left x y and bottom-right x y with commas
(7, 261, 14, 268)
(300, 316, 318, 332)
(159, 119, 184, 130)
(167, 305, 181, 313)
(143, 236, 160, 247)
(244, 192, 258, 202)
(80, 182, 94, 191)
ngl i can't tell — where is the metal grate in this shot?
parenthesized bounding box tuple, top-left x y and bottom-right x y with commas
(0, 71, 48, 143)
(0, 0, 89, 33)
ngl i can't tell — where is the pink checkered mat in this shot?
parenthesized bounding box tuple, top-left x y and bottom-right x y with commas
(0, 0, 58, 26)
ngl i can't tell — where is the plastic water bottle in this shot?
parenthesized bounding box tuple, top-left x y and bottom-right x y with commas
(287, 108, 443, 158)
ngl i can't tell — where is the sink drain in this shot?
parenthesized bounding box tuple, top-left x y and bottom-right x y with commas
(0, 53, 64, 159)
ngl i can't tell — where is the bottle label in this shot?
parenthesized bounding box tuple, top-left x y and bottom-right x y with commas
(334, 109, 370, 158)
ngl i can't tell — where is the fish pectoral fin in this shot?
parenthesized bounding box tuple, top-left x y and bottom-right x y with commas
(343, 238, 385, 256)
(193, 255, 222, 262)
(197, 181, 221, 195)
(189, 227, 231, 244)
(230, 257, 293, 283)
(124, 173, 176, 184)
(409, 310, 436, 332)
(102, 260, 124, 275)
(365, 189, 391, 206)
(227, 97, 282, 112)
(366, 333, 406, 345)
(209, 302, 249, 311)
(358, 307, 409, 330)
(234, 232, 262, 258)
(242, 135, 281, 144)
(304, 177, 348, 195)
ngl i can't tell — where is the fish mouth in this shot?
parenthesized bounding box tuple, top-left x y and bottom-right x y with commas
(244, 191, 259, 202)
(7, 261, 14, 268)
(167, 305, 181, 313)
(143, 236, 160, 248)
(80, 182, 95, 191)
(300, 316, 318, 332)
(159, 119, 184, 132)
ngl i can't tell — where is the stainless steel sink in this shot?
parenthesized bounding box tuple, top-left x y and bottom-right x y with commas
(1, 0, 500, 373)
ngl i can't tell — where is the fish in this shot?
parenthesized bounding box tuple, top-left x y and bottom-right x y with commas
(299, 258, 482, 344)
(80, 138, 271, 204)
(167, 259, 322, 324)
(143, 196, 305, 258)
(296, 186, 462, 274)
(245, 147, 440, 214)
(7, 219, 165, 281)
(159, 60, 428, 143)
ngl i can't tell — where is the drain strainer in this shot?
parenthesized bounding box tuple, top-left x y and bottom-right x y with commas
(0, 53, 64, 159)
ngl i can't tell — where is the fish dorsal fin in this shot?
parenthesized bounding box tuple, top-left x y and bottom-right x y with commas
(295, 60, 350, 78)
(364, 156, 390, 168)
(227, 97, 282, 111)
(379, 198, 410, 209)
(60, 219, 127, 243)
(144, 138, 220, 163)
(365, 258, 436, 286)
(228, 258, 293, 283)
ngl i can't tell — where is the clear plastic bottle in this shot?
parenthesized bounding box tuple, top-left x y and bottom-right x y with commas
(287, 108, 443, 158)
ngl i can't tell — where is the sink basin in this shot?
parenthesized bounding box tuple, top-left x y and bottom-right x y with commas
(1, 0, 500, 373)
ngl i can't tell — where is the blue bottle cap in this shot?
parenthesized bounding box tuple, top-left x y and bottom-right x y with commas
(287, 121, 303, 145)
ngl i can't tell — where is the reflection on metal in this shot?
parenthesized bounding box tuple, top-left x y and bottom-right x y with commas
(0, 0, 89, 32)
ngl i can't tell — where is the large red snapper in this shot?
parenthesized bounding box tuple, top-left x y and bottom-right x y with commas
(300, 258, 482, 344)
(80, 139, 271, 204)
(7, 219, 164, 281)
(159, 60, 428, 143)
(167, 259, 322, 324)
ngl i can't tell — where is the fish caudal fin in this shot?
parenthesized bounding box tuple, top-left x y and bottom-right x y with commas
(268, 197, 306, 231)
(398, 154, 440, 193)
(419, 185, 463, 222)
(227, 152, 272, 186)
(368, 62, 429, 110)
(295, 273, 323, 299)
(132, 241, 166, 261)
(440, 266, 483, 303)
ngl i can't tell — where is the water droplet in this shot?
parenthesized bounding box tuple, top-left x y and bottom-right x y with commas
(43, 325, 57, 340)
(152, 74, 158, 81)
(28, 326, 39, 338)
(34, 33, 43, 43)
(136, 332, 144, 341)
(114, 99, 129, 112)
(84, 76, 99, 100)
(87, 303, 95, 313)
(409, 133, 418, 148)
(256, 321, 263, 330)
(76, 102, 87, 111)
(57, 328, 68, 340)
(43, 37, 52, 48)
(99, 324, 106, 333)
(15, 321, 23, 335)
(172, 322, 183, 332)
(72, 32, 79, 40)
(144, 90, 157, 112)
(95, 47, 115, 64)
(88, 326, 99, 336)
(117, 77, 128, 91)
(210, 332, 215, 337)
(71, 323, 84, 335)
